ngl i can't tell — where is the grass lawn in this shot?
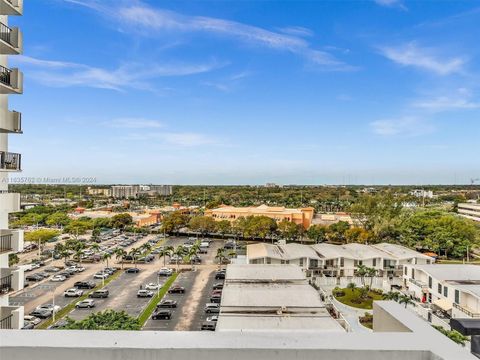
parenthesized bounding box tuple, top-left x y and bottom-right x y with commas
(333, 288, 384, 310)
(138, 272, 179, 326)
(436, 259, 480, 265)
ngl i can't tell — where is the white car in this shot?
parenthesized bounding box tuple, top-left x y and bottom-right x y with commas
(50, 275, 66, 282)
(74, 266, 86, 272)
(36, 304, 61, 313)
(76, 299, 95, 309)
(93, 273, 109, 279)
(145, 283, 160, 290)
(158, 268, 174, 276)
(24, 315, 41, 326)
(64, 288, 83, 297)
(137, 290, 155, 298)
(206, 315, 218, 322)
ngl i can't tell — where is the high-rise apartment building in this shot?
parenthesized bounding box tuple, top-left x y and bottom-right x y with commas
(0, 0, 24, 330)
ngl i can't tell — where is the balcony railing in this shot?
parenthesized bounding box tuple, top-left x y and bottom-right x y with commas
(0, 274, 12, 294)
(0, 233, 12, 253)
(0, 151, 21, 171)
(409, 278, 428, 289)
(0, 65, 11, 86)
(0, 22, 11, 45)
(453, 303, 480, 318)
(0, 314, 12, 329)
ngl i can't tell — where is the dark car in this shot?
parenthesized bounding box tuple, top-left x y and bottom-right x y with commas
(21, 322, 35, 330)
(151, 309, 172, 320)
(223, 242, 235, 249)
(157, 299, 177, 308)
(89, 289, 109, 298)
(57, 271, 72, 278)
(25, 274, 43, 282)
(29, 309, 52, 319)
(125, 268, 140, 273)
(201, 321, 217, 331)
(212, 283, 224, 290)
(214, 272, 225, 280)
(210, 295, 221, 304)
(74, 281, 96, 289)
(168, 285, 185, 294)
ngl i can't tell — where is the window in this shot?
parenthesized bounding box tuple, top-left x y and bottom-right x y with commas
(281, 260, 285, 264)
(438, 284, 442, 294)
(443, 286, 448, 297)
(404, 267, 408, 276)
(455, 290, 460, 304)
(428, 276, 432, 289)
(412, 269, 415, 279)
(373, 258, 376, 267)
(299, 258, 304, 267)
(266, 258, 271, 264)
(340, 258, 344, 267)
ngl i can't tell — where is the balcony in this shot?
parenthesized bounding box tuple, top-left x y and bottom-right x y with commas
(0, 0, 23, 16)
(409, 278, 429, 291)
(0, 151, 21, 171)
(0, 274, 12, 295)
(0, 66, 22, 94)
(452, 303, 480, 318)
(0, 192, 20, 212)
(0, 268, 24, 294)
(0, 306, 23, 329)
(0, 22, 22, 54)
(0, 229, 23, 254)
(0, 110, 21, 133)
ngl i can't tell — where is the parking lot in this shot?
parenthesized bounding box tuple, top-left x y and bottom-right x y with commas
(14, 234, 235, 330)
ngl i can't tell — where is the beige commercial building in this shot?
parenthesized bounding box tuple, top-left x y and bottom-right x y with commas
(205, 204, 315, 229)
(0, 0, 24, 330)
(458, 203, 480, 222)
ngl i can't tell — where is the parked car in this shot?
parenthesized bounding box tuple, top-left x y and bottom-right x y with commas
(93, 272, 109, 279)
(74, 281, 96, 289)
(25, 274, 44, 282)
(151, 309, 172, 320)
(21, 322, 35, 330)
(211, 290, 222, 296)
(212, 283, 224, 290)
(204, 303, 220, 313)
(89, 289, 109, 298)
(44, 267, 61, 273)
(50, 275, 67, 282)
(36, 304, 60, 313)
(201, 321, 217, 331)
(76, 299, 95, 309)
(206, 315, 218, 322)
(168, 285, 185, 294)
(157, 299, 177, 308)
(145, 283, 160, 290)
(23, 315, 41, 326)
(125, 268, 140, 273)
(210, 296, 221, 304)
(137, 289, 155, 298)
(215, 272, 226, 280)
(158, 268, 173, 276)
(74, 266, 86, 272)
(57, 271, 72, 278)
(224, 242, 235, 249)
(47, 319, 69, 329)
(64, 288, 83, 297)
(29, 309, 52, 319)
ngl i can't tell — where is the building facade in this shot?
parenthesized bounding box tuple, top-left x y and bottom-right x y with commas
(458, 203, 480, 222)
(206, 204, 315, 229)
(0, 0, 24, 330)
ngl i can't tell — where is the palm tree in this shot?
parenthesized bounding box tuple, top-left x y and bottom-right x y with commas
(129, 247, 141, 268)
(114, 248, 127, 269)
(347, 282, 357, 294)
(74, 249, 84, 264)
(398, 295, 415, 308)
(366, 267, 377, 288)
(102, 252, 112, 268)
(215, 248, 227, 269)
(90, 243, 100, 254)
(159, 246, 174, 267)
(383, 291, 400, 301)
(141, 242, 152, 254)
(356, 264, 368, 286)
(60, 250, 71, 265)
(172, 245, 186, 273)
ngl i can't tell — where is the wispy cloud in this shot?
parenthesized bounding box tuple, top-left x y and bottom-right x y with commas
(203, 70, 252, 92)
(374, 0, 407, 10)
(379, 42, 466, 75)
(13, 55, 220, 91)
(370, 116, 434, 136)
(125, 131, 217, 147)
(64, 0, 353, 70)
(412, 88, 480, 112)
(103, 118, 164, 129)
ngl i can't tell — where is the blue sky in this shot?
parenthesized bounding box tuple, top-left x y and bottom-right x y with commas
(7, 0, 480, 185)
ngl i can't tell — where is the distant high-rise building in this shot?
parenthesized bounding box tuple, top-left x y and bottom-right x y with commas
(0, 0, 25, 330)
(111, 185, 140, 199)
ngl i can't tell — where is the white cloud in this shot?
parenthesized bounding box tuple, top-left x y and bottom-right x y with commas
(13, 55, 220, 91)
(412, 88, 480, 111)
(370, 116, 434, 136)
(65, 0, 352, 70)
(374, 0, 407, 10)
(104, 118, 164, 128)
(124, 131, 217, 147)
(379, 42, 466, 75)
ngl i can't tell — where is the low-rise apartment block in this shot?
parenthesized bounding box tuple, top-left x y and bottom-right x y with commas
(458, 203, 480, 222)
(247, 242, 433, 277)
(403, 264, 480, 319)
(206, 204, 315, 229)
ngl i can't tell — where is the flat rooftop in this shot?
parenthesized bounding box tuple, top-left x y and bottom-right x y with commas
(216, 314, 345, 332)
(221, 283, 324, 309)
(226, 264, 306, 282)
(411, 264, 480, 281)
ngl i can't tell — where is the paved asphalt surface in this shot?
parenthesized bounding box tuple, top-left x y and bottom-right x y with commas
(14, 234, 231, 330)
